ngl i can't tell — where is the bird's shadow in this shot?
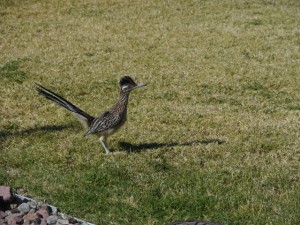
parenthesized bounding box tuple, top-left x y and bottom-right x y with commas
(0, 124, 76, 141)
(1, 124, 226, 153)
(118, 139, 226, 153)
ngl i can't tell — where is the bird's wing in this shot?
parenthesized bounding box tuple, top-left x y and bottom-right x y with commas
(84, 111, 119, 136)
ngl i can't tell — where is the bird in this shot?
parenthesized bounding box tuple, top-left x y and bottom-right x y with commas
(35, 76, 146, 154)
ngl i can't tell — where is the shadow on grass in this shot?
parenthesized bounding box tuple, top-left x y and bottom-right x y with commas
(119, 139, 226, 152)
(0, 124, 76, 141)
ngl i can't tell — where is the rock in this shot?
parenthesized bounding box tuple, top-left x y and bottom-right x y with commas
(0, 210, 8, 219)
(17, 203, 30, 214)
(23, 220, 30, 225)
(50, 206, 58, 215)
(9, 204, 18, 210)
(57, 219, 69, 225)
(5, 210, 12, 216)
(40, 219, 47, 225)
(6, 212, 24, 225)
(47, 215, 58, 225)
(0, 186, 13, 204)
(28, 209, 36, 214)
(36, 204, 49, 219)
(23, 212, 38, 222)
(28, 201, 37, 210)
(68, 218, 78, 224)
(9, 208, 19, 214)
(34, 216, 42, 225)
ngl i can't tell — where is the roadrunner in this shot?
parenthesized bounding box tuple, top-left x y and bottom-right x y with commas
(35, 76, 146, 154)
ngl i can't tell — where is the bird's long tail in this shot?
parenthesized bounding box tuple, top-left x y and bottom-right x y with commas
(35, 83, 94, 128)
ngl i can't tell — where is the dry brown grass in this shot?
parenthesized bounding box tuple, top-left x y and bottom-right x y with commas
(1, 0, 300, 224)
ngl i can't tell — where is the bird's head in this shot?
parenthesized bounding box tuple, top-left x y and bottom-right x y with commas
(119, 76, 146, 92)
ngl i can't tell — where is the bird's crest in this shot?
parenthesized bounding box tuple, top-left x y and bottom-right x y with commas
(119, 76, 136, 86)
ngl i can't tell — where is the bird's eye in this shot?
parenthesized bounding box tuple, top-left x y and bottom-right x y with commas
(122, 85, 129, 90)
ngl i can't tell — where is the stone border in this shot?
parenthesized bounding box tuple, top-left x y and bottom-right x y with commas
(14, 194, 96, 225)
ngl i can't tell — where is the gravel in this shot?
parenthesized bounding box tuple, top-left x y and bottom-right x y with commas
(0, 191, 94, 225)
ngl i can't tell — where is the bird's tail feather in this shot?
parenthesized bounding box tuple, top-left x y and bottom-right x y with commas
(35, 83, 94, 128)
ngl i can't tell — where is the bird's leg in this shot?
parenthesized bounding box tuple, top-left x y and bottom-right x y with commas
(100, 136, 111, 154)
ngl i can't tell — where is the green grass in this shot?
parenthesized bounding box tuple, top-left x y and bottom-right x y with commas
(1, 0, 300, 224)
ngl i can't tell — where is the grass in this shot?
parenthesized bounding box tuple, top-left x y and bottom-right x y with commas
(1, 0, 300, 224)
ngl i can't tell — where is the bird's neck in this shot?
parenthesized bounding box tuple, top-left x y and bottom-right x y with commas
(116, 90, 130, 113)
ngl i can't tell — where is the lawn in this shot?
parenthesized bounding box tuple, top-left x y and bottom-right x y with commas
(0, 0, 299, 224)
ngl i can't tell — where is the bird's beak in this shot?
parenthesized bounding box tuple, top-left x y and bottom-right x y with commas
(132, 83, 147, 90)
